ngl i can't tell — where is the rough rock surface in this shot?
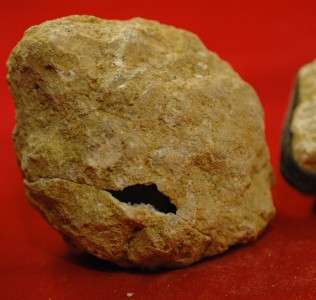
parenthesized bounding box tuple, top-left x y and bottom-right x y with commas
(7, 15, 275, 269)
(291, 60, 316, 174)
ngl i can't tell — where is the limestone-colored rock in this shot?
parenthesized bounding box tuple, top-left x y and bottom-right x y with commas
(7, 15, 275, 269)
(291, 60, 316, 174)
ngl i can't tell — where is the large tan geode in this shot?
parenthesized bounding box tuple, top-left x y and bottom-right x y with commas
(7, 15, 275, 268)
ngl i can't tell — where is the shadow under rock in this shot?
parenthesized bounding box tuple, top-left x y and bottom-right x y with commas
(65, 251, 175, 274)
(65, 252, 123, 272)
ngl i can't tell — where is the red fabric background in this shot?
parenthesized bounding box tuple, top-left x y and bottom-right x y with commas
(2, 1, 316, 299)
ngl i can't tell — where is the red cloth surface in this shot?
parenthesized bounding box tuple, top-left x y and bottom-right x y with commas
(2, 1, 316, 299)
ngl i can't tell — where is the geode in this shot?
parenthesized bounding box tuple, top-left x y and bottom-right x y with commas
(281, 60, 316, 193)
(7, 15, 275, 268)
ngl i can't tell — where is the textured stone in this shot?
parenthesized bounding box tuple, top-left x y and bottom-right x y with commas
(291, 60, 316, 174)
(7, 15, 275, 269)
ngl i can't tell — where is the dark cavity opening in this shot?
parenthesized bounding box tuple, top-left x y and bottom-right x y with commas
(107, 184, 177, 214)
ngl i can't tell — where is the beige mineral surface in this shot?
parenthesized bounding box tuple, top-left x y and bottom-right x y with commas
(7, 15, 275, 268)
(291, 60, 316, 174)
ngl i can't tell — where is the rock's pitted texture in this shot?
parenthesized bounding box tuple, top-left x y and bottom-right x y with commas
(291, 61, 316, 174)
(7, 15, 275, 268)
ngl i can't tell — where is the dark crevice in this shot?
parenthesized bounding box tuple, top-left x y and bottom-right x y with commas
(107, 184, 177, 214)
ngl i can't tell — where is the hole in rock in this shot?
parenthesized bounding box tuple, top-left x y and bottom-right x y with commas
(107, 184, 177, 214)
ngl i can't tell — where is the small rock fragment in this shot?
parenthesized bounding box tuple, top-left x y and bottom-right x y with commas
(292, 61, 316, 174)
(281, 60, 316, 193)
